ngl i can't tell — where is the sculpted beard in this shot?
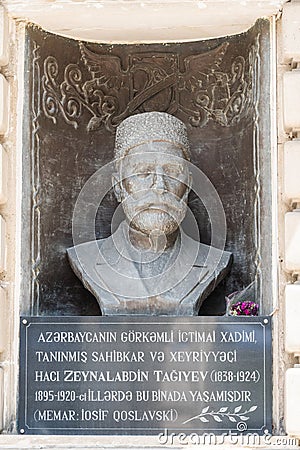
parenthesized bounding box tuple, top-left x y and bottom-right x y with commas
(122, 192, 187, 235)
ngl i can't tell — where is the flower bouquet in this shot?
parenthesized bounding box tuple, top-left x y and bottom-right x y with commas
(226, 281, 259, 316)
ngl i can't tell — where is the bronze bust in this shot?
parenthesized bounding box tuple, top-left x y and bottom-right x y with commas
(67, 112, 232, 315)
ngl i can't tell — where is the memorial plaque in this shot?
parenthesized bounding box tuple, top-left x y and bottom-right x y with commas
(18, 316, 272, 435)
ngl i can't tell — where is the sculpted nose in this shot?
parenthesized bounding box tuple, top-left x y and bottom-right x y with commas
(152, 172, 167, 192)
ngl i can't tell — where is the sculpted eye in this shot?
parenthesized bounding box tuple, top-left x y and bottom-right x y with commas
(135, 166, 154, 178)
(164, 165, 183, 177)
(139, 171, 152, 178)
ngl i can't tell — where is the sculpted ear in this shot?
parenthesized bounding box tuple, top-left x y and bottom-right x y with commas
(188, 172, 193, 193)
(183, 172, 193, 201)
(112, 173, 122, 202)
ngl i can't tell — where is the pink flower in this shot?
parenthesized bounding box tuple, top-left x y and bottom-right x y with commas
(228, 300, 259, 316)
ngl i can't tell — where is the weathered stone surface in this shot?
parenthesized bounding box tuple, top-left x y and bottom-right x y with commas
(2, 0, 283, 42)
(285, 284, 300, 354)
(0, 6, 9, 67)
(0, 74, 9, 135)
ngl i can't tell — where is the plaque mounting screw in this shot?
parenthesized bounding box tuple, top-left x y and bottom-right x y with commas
(263, 319, 268, 324)
(20, 429, 25, 434)
(22, 319, 28, 325)
(264, 429, 269, 434)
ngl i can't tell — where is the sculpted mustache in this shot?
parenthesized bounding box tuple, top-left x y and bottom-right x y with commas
(123, 194, 185, 212)
(126, 202, 185, 215)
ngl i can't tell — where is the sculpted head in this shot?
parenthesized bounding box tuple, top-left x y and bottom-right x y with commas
(113, 112, 192, 240)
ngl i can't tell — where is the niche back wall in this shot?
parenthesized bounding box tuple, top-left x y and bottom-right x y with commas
(22, 20, 271, 316)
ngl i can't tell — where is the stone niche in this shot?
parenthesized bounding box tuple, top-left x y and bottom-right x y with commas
(21, 20, 272, 317)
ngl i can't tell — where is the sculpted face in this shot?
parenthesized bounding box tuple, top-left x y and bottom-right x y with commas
(114, 141, 191, 237)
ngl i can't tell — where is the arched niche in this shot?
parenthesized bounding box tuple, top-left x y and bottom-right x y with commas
(21, 19, 272, 316)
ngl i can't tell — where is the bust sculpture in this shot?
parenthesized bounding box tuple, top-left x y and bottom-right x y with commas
(67, 112, 232, 315)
